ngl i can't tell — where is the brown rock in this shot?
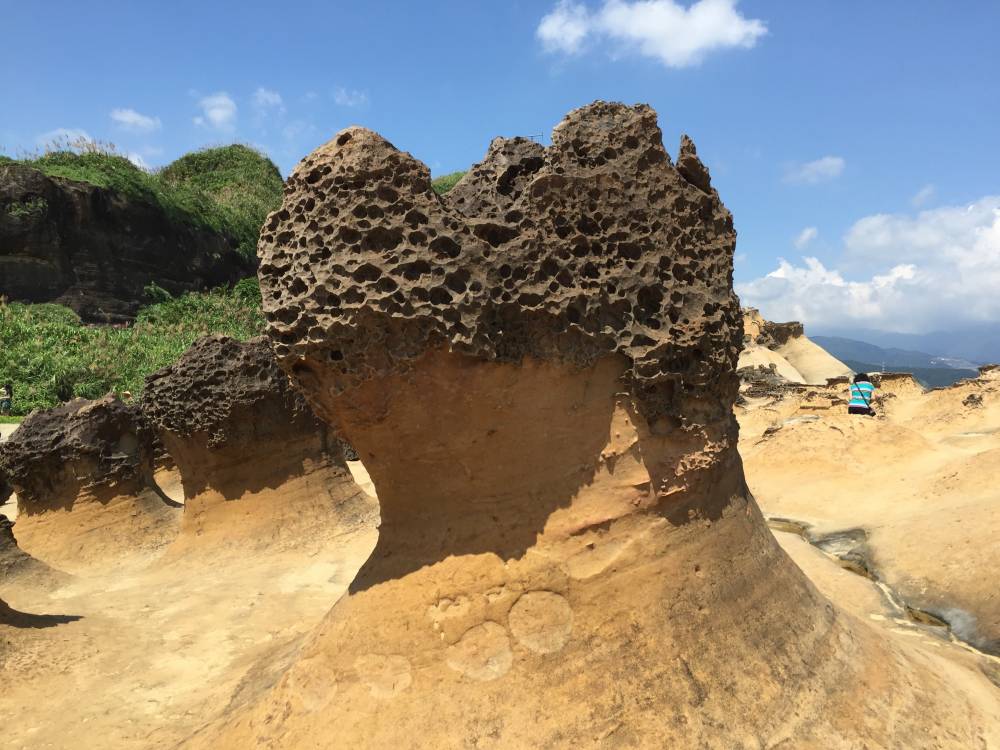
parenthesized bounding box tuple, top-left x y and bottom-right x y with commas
(0, 394, 179, 572)
(190, 102, 998, 748)
(0, 163, 251, 322)
(141, 336, 373, 554)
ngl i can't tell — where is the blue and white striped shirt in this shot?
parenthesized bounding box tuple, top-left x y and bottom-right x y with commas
(849, 381, 875, 409)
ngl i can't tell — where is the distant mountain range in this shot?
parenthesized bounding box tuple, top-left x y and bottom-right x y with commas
(811, 336, 979, 370)
(812, 325, 1000, 366)
(811, 336, 979, 388)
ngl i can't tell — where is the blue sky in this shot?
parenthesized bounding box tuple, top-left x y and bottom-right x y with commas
(3, 0, 999, 335)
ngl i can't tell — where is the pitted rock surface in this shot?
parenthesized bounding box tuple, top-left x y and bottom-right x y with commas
(444, 136, 545, 221)
(0, 462, 11, 507)
(142, 335, 321, 450)
(258, 101, 740, 425)
(0, 394, 154, 511)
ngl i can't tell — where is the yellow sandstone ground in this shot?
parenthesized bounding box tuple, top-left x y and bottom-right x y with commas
(0, 454, 378, 750)
(739, 367, 1000, 653)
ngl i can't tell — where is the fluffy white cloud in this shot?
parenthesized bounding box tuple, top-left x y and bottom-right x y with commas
(737, 197, 1000, 333)
(537, 0, 591, 54)
(793, 226, 818, 249)
(252, 87, 285, 114)
(110, 108, 161, 132)
(334, 87, 369, 108)
(194, 92, 237, 131)
(536, 0, 766, 68)
(911, 184, 935, 207)
(783, 155, 845, 185)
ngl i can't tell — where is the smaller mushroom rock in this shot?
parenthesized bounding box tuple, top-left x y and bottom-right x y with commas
(141, 336, 374, 554)
(0, 394, 179, 572)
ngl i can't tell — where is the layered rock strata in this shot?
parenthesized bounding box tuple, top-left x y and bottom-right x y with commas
(0, 395, 179, 572)
(141, 335, 373, 554)
(190, 103, 999, 748)
(0, 164, 251, 322)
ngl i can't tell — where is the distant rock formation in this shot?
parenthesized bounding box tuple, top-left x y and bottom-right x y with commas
(0, 163, 251, 322)
(141, 335, 373, 554)
(0, 394, 179, 571)
(739, 307, 852, 387)
(186, 102, 995, 748)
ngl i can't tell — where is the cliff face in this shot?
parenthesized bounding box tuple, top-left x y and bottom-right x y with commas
(142, 336, 373, 553)
(184, 102, 998, 748)
(0, 164, 251, 322)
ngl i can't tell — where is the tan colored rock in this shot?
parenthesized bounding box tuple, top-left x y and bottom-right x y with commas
(141, 335, 375, 556)
(740, 367, 1000, 654)
(0, 395, 179, 572)
(189, 102, 1000, 748)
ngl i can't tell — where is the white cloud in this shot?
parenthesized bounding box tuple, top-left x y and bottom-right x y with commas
(126, 152, 150, 170)
(334, 87, 369, 108)
(912, 184, 935, 208)
(252, 87, 285, 114)
(110, 108, 161, 132)
(537, 0, 592, 54)
(194, 92, 237, 131)
(794, 226, 818, 249)
(536, 0, 767, 68)
(738, 197, 1000, 333)
(35, 128, 91, 147)
(784, 155, 845, 185)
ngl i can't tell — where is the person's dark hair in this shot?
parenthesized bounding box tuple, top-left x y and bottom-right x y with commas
(853, 372, 871, 384)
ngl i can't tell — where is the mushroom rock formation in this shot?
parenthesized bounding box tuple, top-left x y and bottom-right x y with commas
(193, 103, 999, 748)
(0, 395, 179, 573)
(141, 335, 374, 554)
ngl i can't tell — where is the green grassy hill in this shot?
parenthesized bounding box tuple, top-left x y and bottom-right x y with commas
(2, 144, 282, 258)
(0, 281, 265, 415)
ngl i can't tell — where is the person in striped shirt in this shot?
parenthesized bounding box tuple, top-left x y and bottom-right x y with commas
(848, 373, 876, 416)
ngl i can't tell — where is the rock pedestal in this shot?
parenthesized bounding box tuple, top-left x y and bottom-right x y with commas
(141, 336, 373, 555)
(0, 395, 178, 572)
(187, 103, 998, 748)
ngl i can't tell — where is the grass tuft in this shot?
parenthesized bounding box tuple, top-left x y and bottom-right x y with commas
(431, 171, 466, 195)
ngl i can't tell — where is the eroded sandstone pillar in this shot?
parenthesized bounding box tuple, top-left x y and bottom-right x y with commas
(0, 394, 178, 572)
(190, 103, 998, 748)
(141, 335, 374, 555)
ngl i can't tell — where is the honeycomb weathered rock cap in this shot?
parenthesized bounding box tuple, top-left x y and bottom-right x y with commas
(141, 335, 319, 444)
(259, 101, 741, 424)
(0, 394, 154, 506)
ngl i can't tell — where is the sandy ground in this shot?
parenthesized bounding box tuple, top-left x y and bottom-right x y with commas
(739, 370, 1000, 652)
(0, 457, 378, 750)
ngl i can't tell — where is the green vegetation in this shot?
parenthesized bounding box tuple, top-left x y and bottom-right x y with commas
(159, 145, 284, 256)
(4, 196, 48, 220)
(4, 142, 282, 258)
(0, 282, 265, 415)
(431, 171, 466, 195)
